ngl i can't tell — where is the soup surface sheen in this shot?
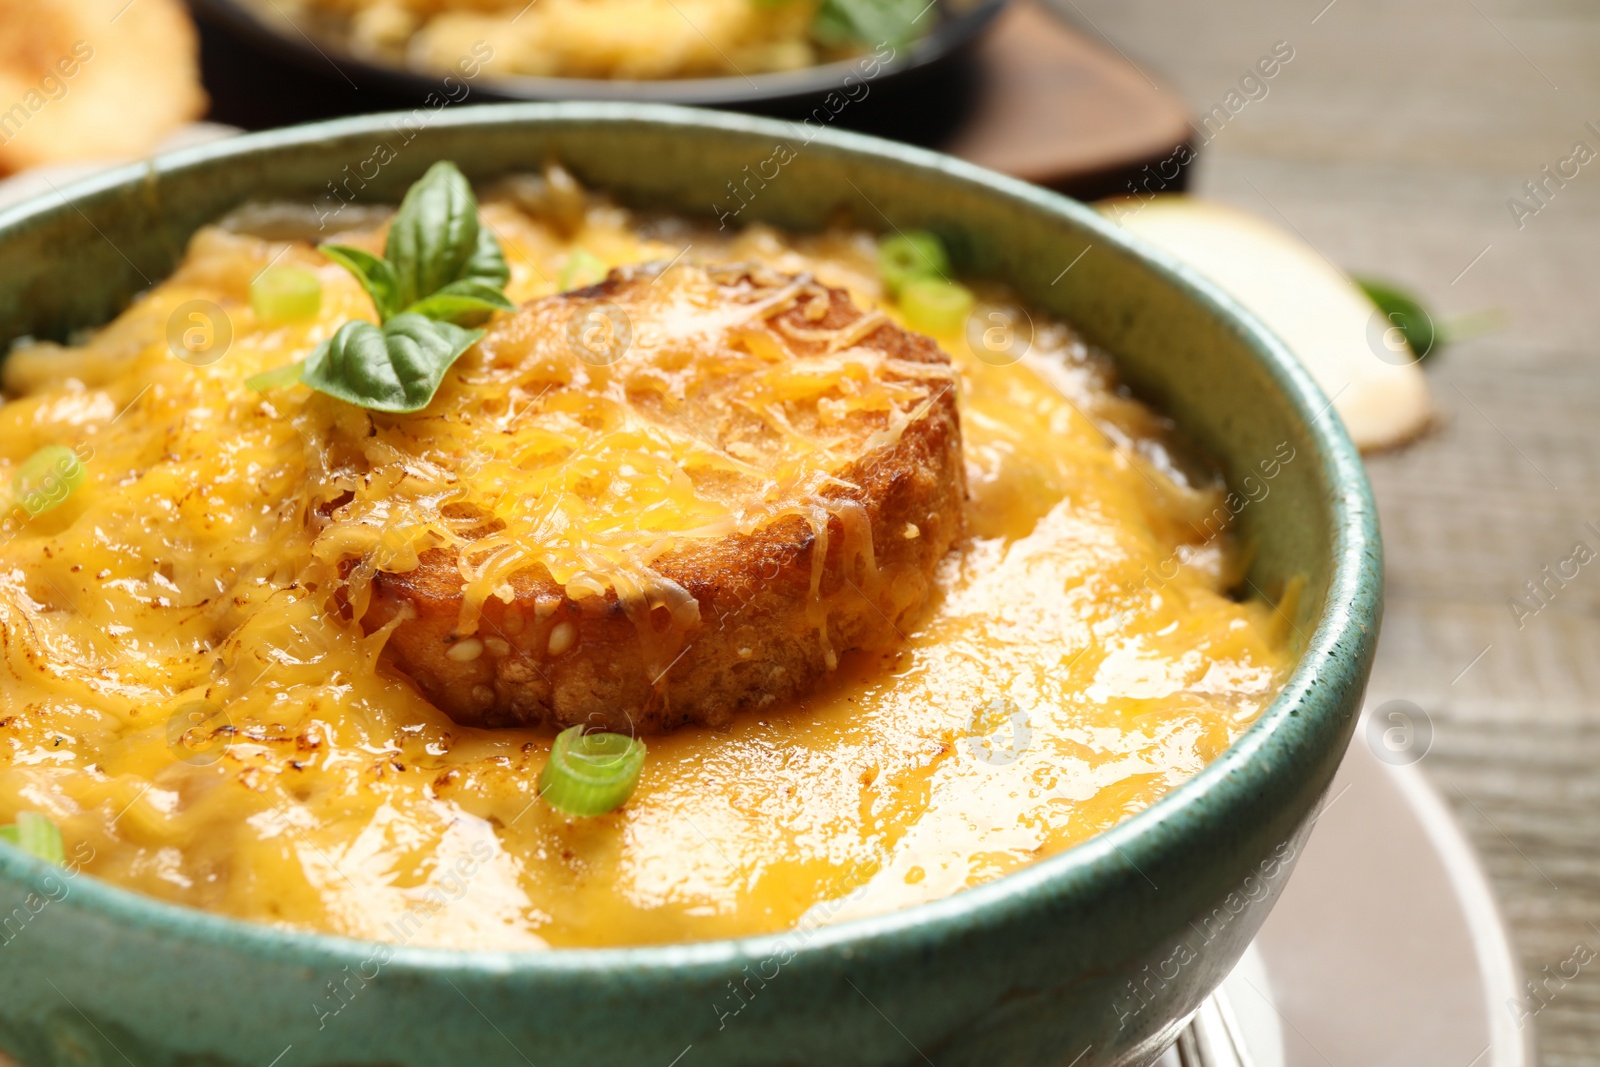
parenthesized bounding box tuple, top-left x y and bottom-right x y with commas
(0, 184, 1291, 948)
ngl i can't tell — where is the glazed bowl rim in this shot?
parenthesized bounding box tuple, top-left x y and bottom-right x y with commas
(0, 102, 1380, 979)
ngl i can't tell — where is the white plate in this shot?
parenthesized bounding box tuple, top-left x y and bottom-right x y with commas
(1163, 720, 1535, 1067)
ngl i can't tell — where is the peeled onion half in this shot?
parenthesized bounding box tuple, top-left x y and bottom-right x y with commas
(1099, 195, 1432, 453)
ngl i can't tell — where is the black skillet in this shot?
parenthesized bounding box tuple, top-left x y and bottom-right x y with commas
(185, 0, 1008, 144)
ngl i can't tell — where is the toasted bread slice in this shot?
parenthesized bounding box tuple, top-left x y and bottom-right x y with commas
(0, 0, 207, 174)
(361, 263, 964, 731)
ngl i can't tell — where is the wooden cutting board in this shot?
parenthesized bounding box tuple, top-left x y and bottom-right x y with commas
(943, 1, 1194, 198)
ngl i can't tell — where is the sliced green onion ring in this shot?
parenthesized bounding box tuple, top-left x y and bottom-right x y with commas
(877, 231, 950, 298)
(0, 812, 65, 864)
(900, 277, 975, 337)
(539, 725, 646, 817)
(13, 444, 86, 516)
(252, 266, 323, 324)
(245, 361, 306, 392)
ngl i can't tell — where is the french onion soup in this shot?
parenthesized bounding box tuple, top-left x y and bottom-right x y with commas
(0, 164, 1293, 948)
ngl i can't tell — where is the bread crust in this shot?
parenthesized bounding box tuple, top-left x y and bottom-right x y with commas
(0, 0, 206, 173)
(364, 266, 965, 731)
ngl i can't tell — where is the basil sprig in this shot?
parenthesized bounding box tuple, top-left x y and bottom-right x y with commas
(308, 315, 485, 413)
(249, 161, 513, 414)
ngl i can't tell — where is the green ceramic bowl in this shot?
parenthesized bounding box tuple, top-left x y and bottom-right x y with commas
(0, 104, 1380, 1067)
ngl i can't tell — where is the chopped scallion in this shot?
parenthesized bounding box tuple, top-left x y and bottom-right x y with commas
(558, 248, 608, 292)
(877, 230, 950, 298)
(251, 266, 323, 325)
(0, 812, 64, 865)
(12, 444, 86, 516)
(899, 277, 975, 337)
(539, 725, 646, 817)
(245, 362, 306, 392)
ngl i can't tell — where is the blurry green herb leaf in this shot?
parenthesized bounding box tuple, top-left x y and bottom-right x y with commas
(1355, 277, 1438, 362)
(1441, 309, 1504, 345)
(244, 361, 305, 392)
(813, 0, 926, 49)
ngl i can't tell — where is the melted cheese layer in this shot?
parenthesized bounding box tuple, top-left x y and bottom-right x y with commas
(0, 190, 1292, 948)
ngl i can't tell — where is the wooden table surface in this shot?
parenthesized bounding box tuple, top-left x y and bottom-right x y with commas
(1058, 1, 1600, 1062)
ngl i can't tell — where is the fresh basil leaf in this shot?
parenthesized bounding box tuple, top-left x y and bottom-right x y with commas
(813, 0, 924, 48)
(1354, 276, 1437, 362)
(321, 244, 402, 323)
(271, 162, 512, 414)
(385, 161, 480, 310)
(404, 279, 516, 326)
(302, 315, 483, 413)
(460, 224, 511, 289)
